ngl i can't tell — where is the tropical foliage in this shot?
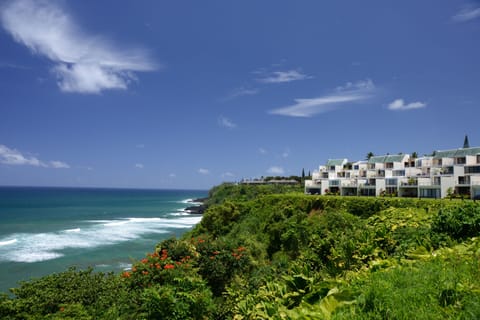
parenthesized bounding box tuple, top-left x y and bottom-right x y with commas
(1, 183, 480, 319)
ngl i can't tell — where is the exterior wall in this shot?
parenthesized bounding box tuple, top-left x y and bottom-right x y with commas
(306, 148, 480, 199)
(439, 176, 455, 198)
(376, 179, 385, 196)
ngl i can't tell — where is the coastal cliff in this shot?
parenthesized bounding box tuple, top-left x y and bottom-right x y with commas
(1, 183, 479, 319)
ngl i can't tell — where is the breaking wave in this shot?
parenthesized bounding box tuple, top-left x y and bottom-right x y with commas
(0, 215, 202, 263)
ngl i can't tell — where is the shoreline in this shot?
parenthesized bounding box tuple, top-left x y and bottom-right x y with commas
(184, 197, 208, 214)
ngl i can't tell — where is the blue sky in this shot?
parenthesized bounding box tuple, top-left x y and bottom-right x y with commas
(1, 0, 479, 190)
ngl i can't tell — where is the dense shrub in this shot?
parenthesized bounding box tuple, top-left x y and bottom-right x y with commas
(431, 202, 480, 241)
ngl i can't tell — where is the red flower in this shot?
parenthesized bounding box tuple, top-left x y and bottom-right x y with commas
(141, 258, 148, 264)
(142, 271, 149, 275)
(164, 264, 175, 269)
(121, 271, 131, 278)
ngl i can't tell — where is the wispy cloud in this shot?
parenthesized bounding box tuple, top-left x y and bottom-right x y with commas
(135, 163, 144, 169)
(49, 160, 70, 169)
(218, 116, 237, 129)
(269, 79, 375, 117)
(225, 86, 259, 100)
(452, 7, 480, 22)
(257, 69, 313, 84)
(0, 144, 69, 168)
(0, 61, 29, 70)
(267, 166, 285, 175)
(388, 99, 426, 111)
(221, 172, 235, 178)
(198, 168, 210, 175)
(282, 148, 290, 158)
(0, 0, 156, 94)
(258, 148, 268, 155)
(136, 144, 145, 149)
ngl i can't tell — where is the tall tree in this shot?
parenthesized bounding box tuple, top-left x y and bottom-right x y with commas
(366, 152, 374, 160)
(463, 135, 470, 149)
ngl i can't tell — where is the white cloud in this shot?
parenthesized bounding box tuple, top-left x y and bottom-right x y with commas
(169, 173, 176, 178)
(226, 86, 259, 100)
(198, 168, 210, 175)
(0, 0, 156, 94)
(452, 7, 480, 22)
(269, 79, 375, 117)
(258, 148, 268, 155)
(0, 144, 69, 168)
(218, 116, 237, 129)
(282, 149, 290, 158)
(388, 99, 426, 111)
(222, 172, 235, 178)
(135, 163, 144, 169)
(267, 166, 285, 175)
(257, 69, 313, 84)
(49, 160, 70, 169)
(336, 79, 375, 92)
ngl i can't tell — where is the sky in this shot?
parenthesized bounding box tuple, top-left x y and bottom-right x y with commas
(0, 0, 479, 190)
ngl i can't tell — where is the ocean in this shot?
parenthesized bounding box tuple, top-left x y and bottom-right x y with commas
(0, 186, 207, 293)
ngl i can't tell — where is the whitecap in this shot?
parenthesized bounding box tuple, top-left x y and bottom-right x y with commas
(0, 239, 17, 246)
(0, 215, 201, 263)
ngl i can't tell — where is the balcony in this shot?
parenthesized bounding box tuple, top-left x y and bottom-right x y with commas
(401, 178, 418, 187)
(457, 176, 471, 186)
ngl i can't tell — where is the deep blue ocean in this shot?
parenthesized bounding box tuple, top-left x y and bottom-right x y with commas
(0, 187, 207, 293)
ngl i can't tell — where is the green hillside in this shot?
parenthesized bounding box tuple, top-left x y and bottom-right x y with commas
(1, 183, 480, 319)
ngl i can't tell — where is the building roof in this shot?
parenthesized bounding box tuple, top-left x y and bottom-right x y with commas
(326, 159, 347, 166)
(384, 154, 408, 163)
(433, 147, 480, 159)
(368, 156, 386, 163)
(368, 154, 408, 164)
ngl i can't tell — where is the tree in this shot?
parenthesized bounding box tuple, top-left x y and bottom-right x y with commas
(366, 152, 374, 160)
(411, 152, 418, 159)
(301, 168, 305, 180)
(463, 135, 470, 149)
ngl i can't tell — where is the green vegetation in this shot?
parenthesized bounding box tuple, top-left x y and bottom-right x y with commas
(2, 183, 480, 319)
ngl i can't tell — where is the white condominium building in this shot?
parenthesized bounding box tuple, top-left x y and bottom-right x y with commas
(305, 145, 480, 200)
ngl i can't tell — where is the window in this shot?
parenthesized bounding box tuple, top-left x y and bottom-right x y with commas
(353, 165, 359, 170)
(455, 157, 466, 165)
(386, 163, 393, 169)
(393, 170, 405, 177)
(477, 155, 480, 164)
(465, 166, 480, 174)
(386, 178, 397, 186)
(330, 180, 340, 186)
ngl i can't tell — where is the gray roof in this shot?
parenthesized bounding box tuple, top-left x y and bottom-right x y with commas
(368, 154, 408, 164)
(384, 154, 408, 163)
(326, 159, 347, 166)
(368, 156, 387, 163)
(433, 147, 480, 159)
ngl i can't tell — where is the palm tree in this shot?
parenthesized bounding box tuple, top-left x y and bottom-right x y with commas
(366, 152, 374, 160)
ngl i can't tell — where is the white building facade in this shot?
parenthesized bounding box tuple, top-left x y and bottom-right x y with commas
(305, 146, 480, 200)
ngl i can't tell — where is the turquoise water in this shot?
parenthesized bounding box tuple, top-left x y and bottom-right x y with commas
(0, 187, 207, 293)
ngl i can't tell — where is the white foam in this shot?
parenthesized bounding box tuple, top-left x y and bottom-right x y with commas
(0, 239, 17, 246)
(0, 215, 202, 263)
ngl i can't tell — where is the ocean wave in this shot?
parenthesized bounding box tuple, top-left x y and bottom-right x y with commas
(0, 215, 202, 263)
(0, 239, 17, 246)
